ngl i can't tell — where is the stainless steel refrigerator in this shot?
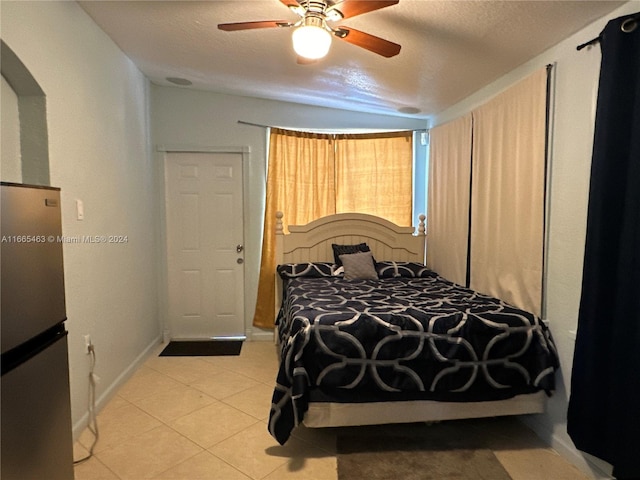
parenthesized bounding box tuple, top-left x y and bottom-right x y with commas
(1, 182, 74, 480)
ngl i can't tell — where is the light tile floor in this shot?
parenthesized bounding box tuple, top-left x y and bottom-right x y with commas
(74, 341, 591, 480)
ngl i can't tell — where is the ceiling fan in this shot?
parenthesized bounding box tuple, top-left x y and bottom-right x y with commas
(218, 0, 401, 62)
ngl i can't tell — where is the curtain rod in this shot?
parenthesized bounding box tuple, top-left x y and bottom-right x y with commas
(577, 13, 639, 51)
(576, 36, 601, 51)
(238, 120, 271, 128)
(237, 120, 423, 135)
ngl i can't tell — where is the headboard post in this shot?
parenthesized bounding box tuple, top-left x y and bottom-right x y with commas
(418, 214, 426, 262)
(275, 211, 284, 321)
(275, 210, 284, 235)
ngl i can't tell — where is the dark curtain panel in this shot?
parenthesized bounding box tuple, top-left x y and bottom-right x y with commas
(567, 12, 640, 480)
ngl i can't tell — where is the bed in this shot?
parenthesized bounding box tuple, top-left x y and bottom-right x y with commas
(268, 212, 558, 445)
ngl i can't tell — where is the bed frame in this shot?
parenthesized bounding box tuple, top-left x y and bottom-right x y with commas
(273, 211, 546, 428)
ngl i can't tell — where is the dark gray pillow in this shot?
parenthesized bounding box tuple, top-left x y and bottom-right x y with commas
(339, 251, 378, 280)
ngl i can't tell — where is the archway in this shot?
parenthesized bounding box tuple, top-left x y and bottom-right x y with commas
(1, 40, 50, 185)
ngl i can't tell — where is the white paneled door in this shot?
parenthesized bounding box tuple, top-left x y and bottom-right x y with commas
(165, 152, 245, 339)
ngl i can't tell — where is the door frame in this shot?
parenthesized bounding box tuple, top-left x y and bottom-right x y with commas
(158, 145, 251, 342)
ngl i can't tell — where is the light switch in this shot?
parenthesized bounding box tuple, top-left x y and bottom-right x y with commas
(76, 199, 84, 220)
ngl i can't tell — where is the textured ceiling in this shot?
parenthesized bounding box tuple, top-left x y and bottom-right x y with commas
(79, 0, 624, 119)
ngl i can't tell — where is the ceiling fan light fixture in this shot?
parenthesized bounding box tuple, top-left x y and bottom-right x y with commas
(292, 16, 331, 59)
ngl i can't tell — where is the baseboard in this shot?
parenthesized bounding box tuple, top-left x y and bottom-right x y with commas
(249, 329, 275, 342)
(550, 436, 613, 480)
(72, 335, 162, 440)
(520, 416, 613, 479)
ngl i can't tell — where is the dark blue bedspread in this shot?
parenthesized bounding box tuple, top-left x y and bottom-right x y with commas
(268, 273, 558, 444)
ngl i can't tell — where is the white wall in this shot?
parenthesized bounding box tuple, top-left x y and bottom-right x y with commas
(432, 2, 640, 478)
(1, 1, 160, 438)
(1, 75, 22, 182)
(151, 87, 427, 339)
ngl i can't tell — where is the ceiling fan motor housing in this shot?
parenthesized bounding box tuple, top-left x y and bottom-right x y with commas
(302, 13, 325, 30)
(300, 1, 328, 14)
(294, 1, 344, 22)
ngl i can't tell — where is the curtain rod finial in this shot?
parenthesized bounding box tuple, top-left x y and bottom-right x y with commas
(577, 35, 601, 51)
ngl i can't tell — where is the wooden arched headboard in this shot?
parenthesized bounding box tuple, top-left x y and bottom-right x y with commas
(275, 212, 426, 264)
(274, 212, 426, 313)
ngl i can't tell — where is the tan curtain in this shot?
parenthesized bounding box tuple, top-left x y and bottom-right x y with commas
(253, 129, 414, 329)
(426, 114, 473, 286)
(334, 131, 413, 226)
(470, 68, 547, 316)
(252, 129, 335, 329)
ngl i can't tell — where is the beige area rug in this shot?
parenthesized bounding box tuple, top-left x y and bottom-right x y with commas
(337, 434, 513, 480)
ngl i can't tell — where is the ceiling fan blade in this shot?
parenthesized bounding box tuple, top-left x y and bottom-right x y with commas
(279, 0, 300, 8)
(330, 1, 399, 20)
(335, 27, 401, 57)
(218, 20, 291, 32)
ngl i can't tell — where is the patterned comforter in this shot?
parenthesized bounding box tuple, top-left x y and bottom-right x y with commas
(268, 270, 558, 445)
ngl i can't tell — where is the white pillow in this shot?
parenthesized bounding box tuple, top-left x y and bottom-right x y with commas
(339, 251, 378, 280)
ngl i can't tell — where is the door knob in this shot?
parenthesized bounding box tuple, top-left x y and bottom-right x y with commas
(236, 244, 244, 253)
(237, 258, 244, 264)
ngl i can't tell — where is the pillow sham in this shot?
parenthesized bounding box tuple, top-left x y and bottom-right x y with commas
(375, 261, 435, 278)
(277, 262, 337, 279)
(332, 243, 371, 266)
(339, 251, 378, 280)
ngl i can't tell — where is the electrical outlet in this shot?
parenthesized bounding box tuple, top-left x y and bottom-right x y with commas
(84, 334, 92, 354)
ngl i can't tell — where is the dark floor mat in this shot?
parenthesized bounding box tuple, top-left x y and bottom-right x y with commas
(159, 340, 242, 357)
